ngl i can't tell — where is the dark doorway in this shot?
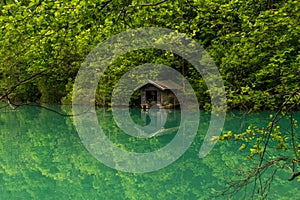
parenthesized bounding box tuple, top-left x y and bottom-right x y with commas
(146, 90, 157, 103)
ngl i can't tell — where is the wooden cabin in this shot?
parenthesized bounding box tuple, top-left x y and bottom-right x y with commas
(134, 80, 181, 109)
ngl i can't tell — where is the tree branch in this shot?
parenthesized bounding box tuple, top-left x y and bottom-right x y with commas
(99, 0, 113, 12)
(129, 0, 168, 7)
(288, 171, 300, 181)
(0, 69, 48, 101)
(8, 102, 91, 117)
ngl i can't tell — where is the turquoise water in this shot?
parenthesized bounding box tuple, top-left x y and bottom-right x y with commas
(0, 105, 299, 199)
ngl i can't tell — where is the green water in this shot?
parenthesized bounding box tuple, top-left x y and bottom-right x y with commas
(0, 105, 299, 199)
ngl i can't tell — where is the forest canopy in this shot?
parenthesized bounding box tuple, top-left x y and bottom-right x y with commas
(0, 0, 299, 111)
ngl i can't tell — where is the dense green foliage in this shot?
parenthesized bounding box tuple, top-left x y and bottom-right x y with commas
(1, 0, 300, 199)
(1, 0, 299, 110)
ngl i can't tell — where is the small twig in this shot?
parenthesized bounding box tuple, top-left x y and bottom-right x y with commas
(129, 0, 168, 7)
(288, 171, 300, 181)
(99, 0, 113, 12)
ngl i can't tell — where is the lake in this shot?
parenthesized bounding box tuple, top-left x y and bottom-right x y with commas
(0, 105, 299, 199)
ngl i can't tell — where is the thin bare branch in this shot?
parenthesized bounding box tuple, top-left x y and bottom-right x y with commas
(0, 69, 48, 101)
(288, 171, 300, 181)
(129, 0, 168, 7)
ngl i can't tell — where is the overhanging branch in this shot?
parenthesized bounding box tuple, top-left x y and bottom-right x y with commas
(0, 69, 48, 101)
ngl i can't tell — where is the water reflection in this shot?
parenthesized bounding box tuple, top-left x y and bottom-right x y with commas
(0, 105, 299, 199)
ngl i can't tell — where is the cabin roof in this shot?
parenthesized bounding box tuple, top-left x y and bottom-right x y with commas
(134, 80, 181, 91)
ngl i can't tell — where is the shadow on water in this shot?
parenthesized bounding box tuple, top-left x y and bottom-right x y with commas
(0, 105, 299, 199)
